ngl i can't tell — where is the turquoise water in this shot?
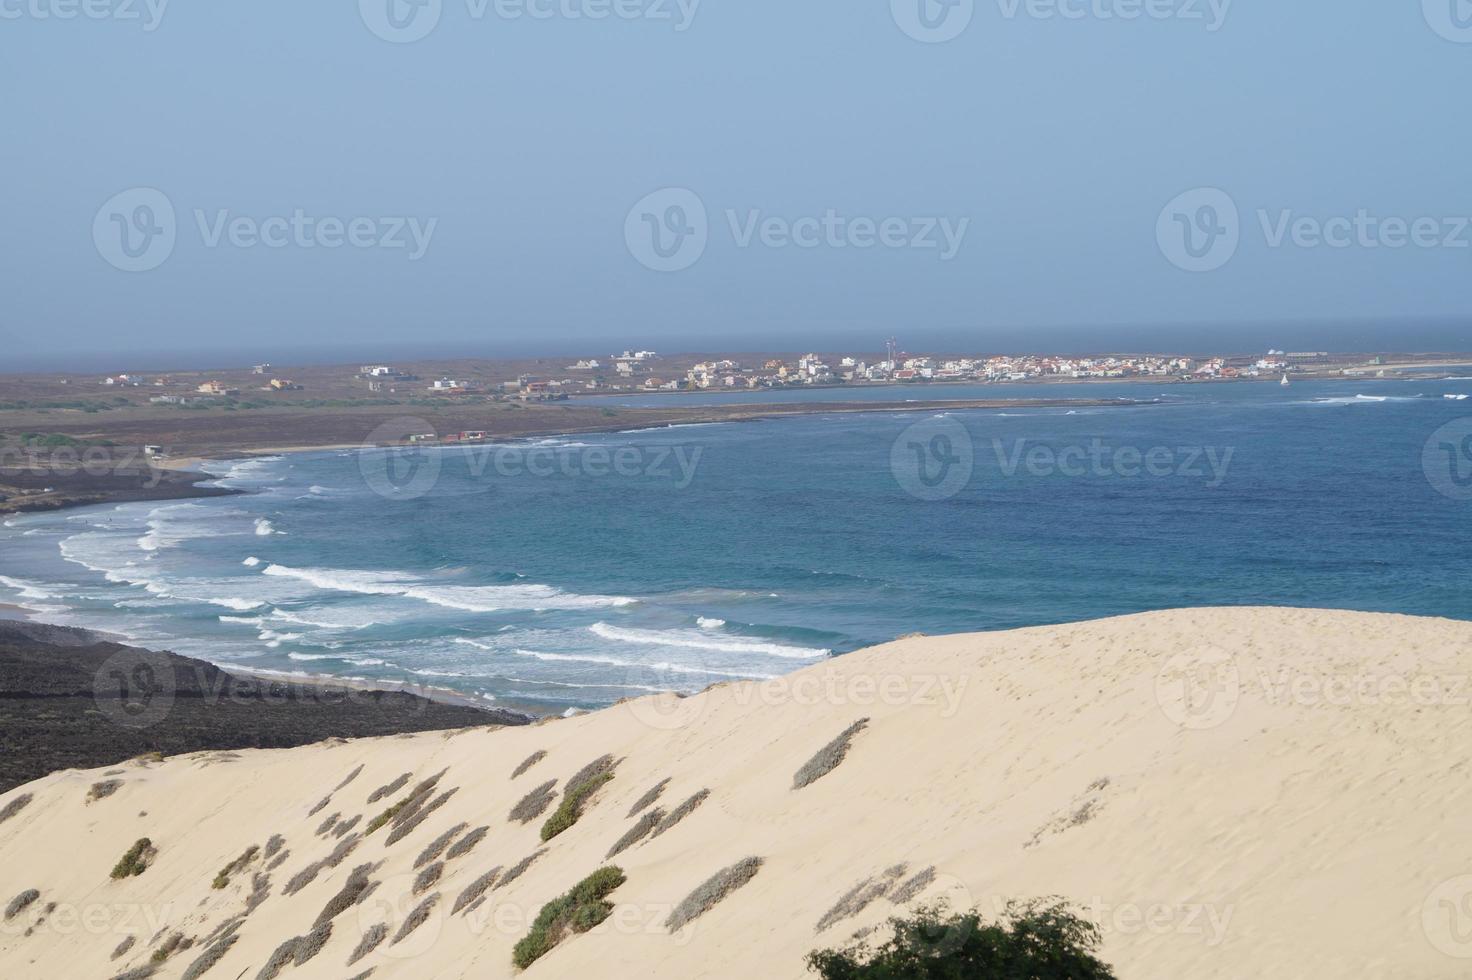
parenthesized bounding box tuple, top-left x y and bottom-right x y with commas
(2, 377, 1471, 714)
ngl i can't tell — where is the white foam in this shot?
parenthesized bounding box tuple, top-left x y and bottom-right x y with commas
(254, 519, 278, 536)
(697, 617, 726, 629)
(243, 557, 261, 567)
(260, 563, 634, 613)
(589, 622, 827, 660)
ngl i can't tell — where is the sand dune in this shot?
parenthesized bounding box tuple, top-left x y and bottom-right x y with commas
(2, 607, 1471, 979)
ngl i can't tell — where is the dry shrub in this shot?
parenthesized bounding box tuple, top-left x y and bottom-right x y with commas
(391, 893, 439, 945)
(267, 849, 291, 871)
(326, 833, 362, 868)
(511, 750, 546, 778)
(282, 861, 325, 897)
(316, 812, 340, 836)
(666, 857, 763, 931)
(452, 866, 502, 915)
(509, 780, 557, 824)
(627, 778, 670, 817)
(650, 789, 710, 839)
(179, 932, 238, 980)
(5, 889, 39, 921)
(244, 874, 272, 915)
(88, 779, 125, 803)
(0, 792, 32, 826)
(347, 922, 387, 965)
(793, 719, 870, 790)
(496, 849, 546, 891)
(263, 834, 286, 859)
(566, 754, 617, 790)
(413, 861, 445, 896)
(540, 772, 613, 842)
(815, 864, 907, 932)
(306, 797, 331, 818)
(314, 863, 378, 928)
(109, 966, 156, 980)
(385, 788, 458, 847)
(212, 845, 259, 889)
(512, 867, 625, 968)
(606, 808, 663, 858)
(414, 822, 468, 869)
(293, 921, 332, 966)
(366, 772, 410, 805)
(444, 825, 489, 861)
(335, 764, 365, 790)
(256, 937, 299, 980)
(332, 814, 362, 839)
(112, 935, 137, 959)
(888, 866, 936, 906)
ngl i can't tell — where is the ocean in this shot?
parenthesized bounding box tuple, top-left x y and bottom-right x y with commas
(3, 375, 1471, 715)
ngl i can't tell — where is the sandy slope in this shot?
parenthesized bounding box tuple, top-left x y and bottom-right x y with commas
(2, 607, 1471, 979)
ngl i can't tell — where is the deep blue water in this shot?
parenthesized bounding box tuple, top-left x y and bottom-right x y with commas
(2, 376, 1471, 714)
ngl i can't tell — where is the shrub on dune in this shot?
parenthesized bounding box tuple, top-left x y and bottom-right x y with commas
(4, 889, 40, 921)
(0, 792, 33, 826)
(512, 867, 626, 969)
(508, 780, 557, 824)
(540, 772, 613, 842)
(627, 778, 670, 817)
(444, 825, 489, 861)
(793, 719, 870, 790)
(111, 838, 156, 880)
(666, 857, 763, 931)
(511, 750, 546, 778)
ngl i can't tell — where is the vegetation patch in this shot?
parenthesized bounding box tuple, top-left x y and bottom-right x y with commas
(0, 792, 33, 826)
(263, 834, 286, 859)
(244, 873, 272, 915)
(5, 888, 39, 921)
(650, 789, 710, 839)
(607, 808, 664, 858)
(179, 932, 239, 980)
(666, 857, 763, 931)
(212, 845, 259, 889)
(267, 849, 291, 871)
(509, 779, 558, 824)
(293, 921, 333, 966)
(111, 838, 156, 879)
(256, 937, 300, 980)
(111, 935, 137, 960)
(109, 966, 156, 980)
(386, 787, 458, 846)
(325, 832, 362, 867)
(793, 719, 870, 790)
(452, 866, 502, 915)
(511, 750, 546, 778)
(414, 861, 445, 895)
(316, 812, 341, 836)
(347, 923, 388, 966)
(314, 863, 378, 928)
(511, 866, 626, 969)
(282, 861, 325, 897)
(306, 796, 331, 818)
(366, 772, 410, 804)
(415, 822, 468, 870)
(497, 849, 546, 890)
(805, 900, 1116, 980)
(627, 778, 670, 817)
(391, 893, 440, 945)
(88, 778, 125, 803)
(150, 932, 191, 963)
(366, 771, 444, 835)
(540, 772, 613, 842)
(887, 866, 936, 906)
(1025, 778, 1110, 849)
(332, 814, 362, 838)
(444, 825, 489, 861)
(335, 764, 365, 790)
(816, 865, 907, 933)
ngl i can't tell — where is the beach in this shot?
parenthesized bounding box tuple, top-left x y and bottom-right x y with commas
(2, 607, 1469, 978)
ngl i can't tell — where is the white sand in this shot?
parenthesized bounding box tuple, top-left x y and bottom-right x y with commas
(2, 606, 1470, 979)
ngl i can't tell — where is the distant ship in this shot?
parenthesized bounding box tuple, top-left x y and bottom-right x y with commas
(1281, 373, 1290, 387)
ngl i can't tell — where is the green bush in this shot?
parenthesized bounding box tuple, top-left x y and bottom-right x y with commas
(540, 772, 613, 842)
(111, 838, 155, 879)
(512, 866, 626, 969)
(805, 900, 1116, 980)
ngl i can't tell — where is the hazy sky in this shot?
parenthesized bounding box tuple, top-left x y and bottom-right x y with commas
(3, 0, 1470, 369)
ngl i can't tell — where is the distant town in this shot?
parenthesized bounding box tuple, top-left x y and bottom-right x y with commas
(63, 347, 1444, 408)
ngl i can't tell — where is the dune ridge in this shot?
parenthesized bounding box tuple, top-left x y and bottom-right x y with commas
(1, 607, 1470, 979)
